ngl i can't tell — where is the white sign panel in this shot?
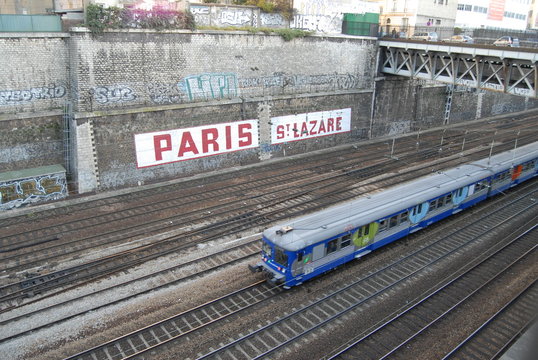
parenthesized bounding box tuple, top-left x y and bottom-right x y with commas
(270, 108, 351, 144)
(135, 120, 259, 168)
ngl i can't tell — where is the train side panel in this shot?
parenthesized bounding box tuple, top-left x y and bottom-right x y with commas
(252, 145, 538, 288)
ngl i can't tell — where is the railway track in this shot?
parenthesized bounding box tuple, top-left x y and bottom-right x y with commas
(442, 281, 537, 360)
(328, 226, 537, 359)
(0, 140, 512, 309)
(0, 237, 262, 341)
(55, 179, 538, 360)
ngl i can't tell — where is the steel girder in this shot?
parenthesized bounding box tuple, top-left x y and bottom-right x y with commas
(378, 41, 538, 98)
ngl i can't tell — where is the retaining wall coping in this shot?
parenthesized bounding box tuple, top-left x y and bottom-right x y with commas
(0, 32, 70, 38)
(0, 164, 66, 182)
(74, 89, 373, 119)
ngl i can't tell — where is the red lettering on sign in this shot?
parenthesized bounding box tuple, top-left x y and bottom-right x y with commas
(238, 123, 253, 146)
(202, 128, 219, 153)
(293, 123, 300, 138)
(318, 120, 326, 133)
(178, 131, 199, 157)
(276, 125, 285, 139)
(336, 116, 342, 131)
(154, 134, 172, 161)
(327, 118, 334, 132)
(309, 120, 317, 135)
(225, 125, 232, 150)
(301, 122, 308, 136)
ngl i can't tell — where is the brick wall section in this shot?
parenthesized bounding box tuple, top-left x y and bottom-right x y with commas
(0, 33, 69, 115)
(68, 29, 376, 113)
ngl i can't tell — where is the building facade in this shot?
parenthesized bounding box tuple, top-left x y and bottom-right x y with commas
(378, 0, 458, 37)
(455, 0, 532, 30)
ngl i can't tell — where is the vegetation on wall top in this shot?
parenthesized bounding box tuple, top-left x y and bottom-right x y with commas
(86, 4, 196, 34)
(197, 25, 313, 41)
(232, 0, 293, 20)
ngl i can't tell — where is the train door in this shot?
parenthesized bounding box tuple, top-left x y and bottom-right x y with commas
(452, 186, 468, 205)
(292, 250, 309, 276)
(409, 202, 429, 224)
(353, 222, 379, 248)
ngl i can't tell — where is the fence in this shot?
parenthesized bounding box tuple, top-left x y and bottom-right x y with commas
(378, 25, 538, 47)
(0, 14, 62, 32)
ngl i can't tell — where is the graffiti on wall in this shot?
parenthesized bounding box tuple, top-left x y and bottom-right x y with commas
(0, 84, 66, 106)
(0, 174, 67, 210)
(292, 0, 379, 33)
(147, 83, 182, 104)
(91, 85, 137, 104)
(191, 5, 210, 26)
(191, 5, 255, 27)
(260, 12, 286, 27)
(180, 73, 239, 101)
(292, 14, 341, 33)
(238, 73, 360, 91)
(89, 72, 360, 107)
(220, 9, 253, 26)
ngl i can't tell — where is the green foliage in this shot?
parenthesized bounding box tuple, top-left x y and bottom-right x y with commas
(197, 25, 313, 41)
(453, 27, 462, 35)
(86, 3, 122, 34)
(274, 28, 313, 41)
(85, 3, 195, 34)
(232, 0, 292, 18)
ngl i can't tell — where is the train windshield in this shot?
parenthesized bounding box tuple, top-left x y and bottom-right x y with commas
(274, 246, 288, 266)
(262, 240, 272, 256)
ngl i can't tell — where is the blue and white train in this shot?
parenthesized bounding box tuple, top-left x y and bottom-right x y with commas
(250, 141, 538, 288)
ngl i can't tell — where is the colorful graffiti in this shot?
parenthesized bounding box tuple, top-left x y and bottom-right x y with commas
(181, 73, 239, 101)
(0, 173, 68, 210)
(93, 72, 360, 107)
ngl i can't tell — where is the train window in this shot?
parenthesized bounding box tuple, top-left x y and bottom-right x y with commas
(297, 251, 303, 262)
(341, 234, 351, 248)
(379, 219, 388, 232)
(363, 225, 370, 236)
(389, 216, 398, 228)
(445, 194, 452, 204)
(262, 241, 272, 255)
(522, 161, 534, 171)
(400, 211, 409, 223)
(326, 239, 338, 254)
(430, 199, 439, 209)
(274, 246, 288, 266)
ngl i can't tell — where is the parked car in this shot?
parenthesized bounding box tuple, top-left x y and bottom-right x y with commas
(493, 36, 520, 47)
(412, 32, 438, 41)
(442, 35, 474, 44)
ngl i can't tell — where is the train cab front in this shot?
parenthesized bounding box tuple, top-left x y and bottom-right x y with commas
(249, 237, 289, 287)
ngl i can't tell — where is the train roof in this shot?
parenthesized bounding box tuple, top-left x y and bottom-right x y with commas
(263, 141, 538, 251)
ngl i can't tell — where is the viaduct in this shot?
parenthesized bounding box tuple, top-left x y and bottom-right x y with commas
(1, 29, 537, 210)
